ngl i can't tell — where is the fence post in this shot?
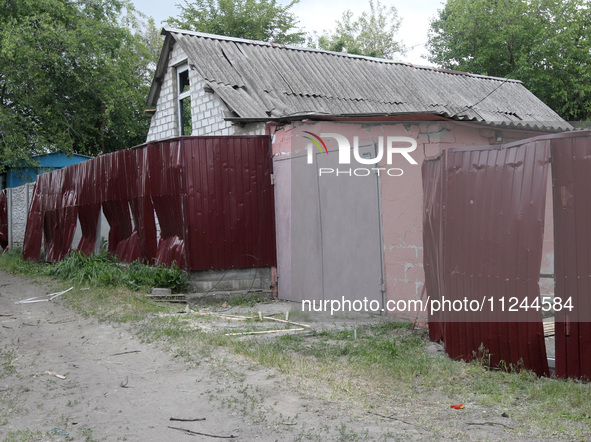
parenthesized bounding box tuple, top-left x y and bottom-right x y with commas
(7, 188, 12, 249)
(25, 183, 30, 219)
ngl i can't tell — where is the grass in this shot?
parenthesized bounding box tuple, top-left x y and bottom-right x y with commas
(0, 249, 188, 293)
(0, 347, 16, 379)
(226, 293, 271, 307)
(1, 429, 43, 442)
(0, 348, 21, 435)
(1, 252, 591, 439)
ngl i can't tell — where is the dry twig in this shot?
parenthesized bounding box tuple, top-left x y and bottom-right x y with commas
(167, 426, 236, 438)
(467, 421, 513, 429)
(110, 350, 141, 356)
(169, 417, 206, 422)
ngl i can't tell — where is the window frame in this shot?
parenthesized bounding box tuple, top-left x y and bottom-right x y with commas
(176, 63, 192, 136)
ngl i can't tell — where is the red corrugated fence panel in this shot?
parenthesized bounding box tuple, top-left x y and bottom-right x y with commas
(99, 151, 135, 260)
(422, 153, 445, 341)
(551, 131, 591, 380)
(148, 140, 186, 267)
(126, 148, 158, 264)
(445, 141, 549, 376)
(75, 160, 101, 255)
(23, 180, 43, 261)
(425, 140, 550, 376)
(39, 167, 78, 262)
(182, 136, 276, 271)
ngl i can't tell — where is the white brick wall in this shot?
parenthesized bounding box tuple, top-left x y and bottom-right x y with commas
(147, 42, 265, 141)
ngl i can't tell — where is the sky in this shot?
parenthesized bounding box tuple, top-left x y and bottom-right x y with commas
(130, 0, 445, 66)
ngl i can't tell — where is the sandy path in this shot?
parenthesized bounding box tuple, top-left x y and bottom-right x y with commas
(0, 271, 424, 441)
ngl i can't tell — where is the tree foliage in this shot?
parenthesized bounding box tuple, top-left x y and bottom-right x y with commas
(0, 0, 155, 164)
(166, 0, 305, 44)
(314, 0, 405, 59)
(428, 0, 591, 120)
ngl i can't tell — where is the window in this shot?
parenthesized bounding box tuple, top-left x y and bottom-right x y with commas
(177, 64, 192, 135)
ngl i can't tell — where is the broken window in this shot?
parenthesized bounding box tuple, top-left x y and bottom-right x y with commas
(177, 64, 192, 135)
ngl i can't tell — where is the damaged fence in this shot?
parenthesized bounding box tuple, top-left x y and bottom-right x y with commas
(423, 130, 591, 379)
(423, 137, 550, 376)
(551, 132, 591, 380)
(22, 136, 277, 271)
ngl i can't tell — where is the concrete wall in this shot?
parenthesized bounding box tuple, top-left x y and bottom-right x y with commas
(5, 183, 34, 248)
(147, 42, 264, 141)
(272, 120, 554, 318)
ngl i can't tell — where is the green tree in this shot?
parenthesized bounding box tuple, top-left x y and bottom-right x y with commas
(138, 16, 166, 82)
(166, 0, 305, 45)
(0, 0, 154, 164)
(315, 0, 405, 59)
(428, 0, 591, 120)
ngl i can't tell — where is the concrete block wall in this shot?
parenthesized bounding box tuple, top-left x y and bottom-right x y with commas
(5, 183, 34, 248)
(147, 42, 264, 141)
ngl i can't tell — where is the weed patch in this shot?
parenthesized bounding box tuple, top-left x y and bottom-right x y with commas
(0, 250, 188, 293)
(0, 347, 16, 379)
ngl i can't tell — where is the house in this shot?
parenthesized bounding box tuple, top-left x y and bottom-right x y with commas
(1, 152, 91, 189)
(146, 28, 568, 317)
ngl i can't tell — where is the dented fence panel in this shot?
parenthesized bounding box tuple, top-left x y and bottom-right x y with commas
(551, 131, 591, 380)
(147, 140, 186, 267)
(128, 148, 158, 263)
(40, 168, 78, 262)
(422, 153, 445, 342)
(444, 141, 549, 376)
(21, 136, 276, 271)
(424, 140, 551, 376)
(22, 181, 43, 261)
(75, 160, 101, 256)
(50, 166, 79, 262)
(424, 131, 591, 378)
(100, 152, 135, 259)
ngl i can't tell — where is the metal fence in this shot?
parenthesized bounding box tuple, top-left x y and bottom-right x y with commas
(423, 130, 591, 378)
(21, 136, 276, 271)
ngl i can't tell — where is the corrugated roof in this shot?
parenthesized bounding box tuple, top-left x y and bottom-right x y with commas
(147, 28, 570, 131)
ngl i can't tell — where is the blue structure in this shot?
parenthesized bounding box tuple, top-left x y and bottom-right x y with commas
(1, 153, 91, 189)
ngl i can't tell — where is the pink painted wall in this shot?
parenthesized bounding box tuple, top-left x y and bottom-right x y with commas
(270, 119, 554, 318)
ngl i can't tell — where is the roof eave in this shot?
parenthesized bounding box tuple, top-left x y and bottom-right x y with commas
(146, 32, 175, 109)
(223, 111, 448, 122)
(223, 112, 572, 132)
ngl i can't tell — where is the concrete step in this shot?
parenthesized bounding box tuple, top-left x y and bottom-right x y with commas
(188, 267, 272, 293)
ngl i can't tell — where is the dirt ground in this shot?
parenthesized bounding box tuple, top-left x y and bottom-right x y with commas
(0, 271, 521, 441)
